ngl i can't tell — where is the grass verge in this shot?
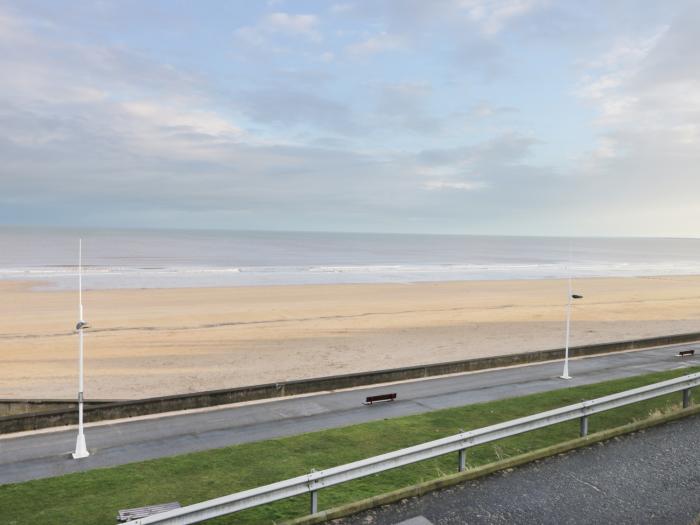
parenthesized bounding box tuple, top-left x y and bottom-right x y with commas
(1, 366, 698, 525)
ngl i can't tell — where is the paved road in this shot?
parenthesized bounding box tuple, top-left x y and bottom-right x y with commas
(337, 413, 700, 525)
(0, 343, 698, 485)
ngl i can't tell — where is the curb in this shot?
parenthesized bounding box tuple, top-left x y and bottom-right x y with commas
(283, 405, 700, 525)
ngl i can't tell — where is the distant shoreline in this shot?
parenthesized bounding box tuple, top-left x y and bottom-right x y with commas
(3, 270, 700, 292)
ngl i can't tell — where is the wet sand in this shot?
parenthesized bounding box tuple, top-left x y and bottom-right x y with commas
(1, 275, 699, 399)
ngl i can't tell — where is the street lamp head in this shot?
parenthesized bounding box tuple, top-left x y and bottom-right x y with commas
(76, 321, 89, 330)
(571, 294, 583, 299)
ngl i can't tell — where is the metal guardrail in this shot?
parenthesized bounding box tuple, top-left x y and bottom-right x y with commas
(132, 372, 700, 524)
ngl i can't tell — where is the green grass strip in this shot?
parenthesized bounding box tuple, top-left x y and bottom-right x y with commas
(1, 366, 698, 525)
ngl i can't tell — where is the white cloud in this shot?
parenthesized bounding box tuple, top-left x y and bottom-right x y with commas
(346, 32, 403, 57)
(234, 11, 321, 48)
(264, 12, 321, 40)
(423, 180, 486, 191)
(456, 0, 547, 35)
(330, 3, 354, 15)
(233, 26, 267, 48)
(0, 6, 248, 166)
(470, 101, 518, 118)
(122, 101, 243, 137)
(577, 17, 697, 136)
(568, 4, 700, 233)
(4, 1, 700, 235)
(373, 82, 441, 133)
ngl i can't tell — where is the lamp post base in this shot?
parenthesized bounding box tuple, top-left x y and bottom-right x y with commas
(559, 374, 572, 380)
(72, 433, 90, 459)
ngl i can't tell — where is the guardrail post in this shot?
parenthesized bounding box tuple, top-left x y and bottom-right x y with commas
(458, 449, 467, 472)
(683, 388, 691, 408)
(579, 415, 588, 437)
(310, 490, 318, 514)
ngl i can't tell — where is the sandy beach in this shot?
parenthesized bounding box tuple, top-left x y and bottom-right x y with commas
(1, 275, 700, 399)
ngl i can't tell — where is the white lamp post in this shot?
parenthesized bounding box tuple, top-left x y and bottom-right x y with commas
(560, 272, 583, 380)
(73, 239, 90, 459)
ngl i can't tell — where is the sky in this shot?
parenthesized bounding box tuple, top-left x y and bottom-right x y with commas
(0, 0, 698, 236)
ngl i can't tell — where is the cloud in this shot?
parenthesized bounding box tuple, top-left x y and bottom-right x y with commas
(470, 102, 518, 118)
(330, 3, 354, 14)
(236, 88, 356, 133)
(423, 180, 486, 191)
(0, 7, 252, 198)
(0, 22, 243, 175)
(373, 82, 441, 133)
(562, 3, 700, 234)
(263, 12, 321, 40)
(234, 11, 321, 49)
(413, 133, 552, 200)
(456, 0, 549, 36)
(121, 102, 243, 137)
(577, 6, 700, 160)
(0, 10, 200, 108)
(342, 0, 547, 37)
(3, 1, 699, 236)
(419, 133, 539, 167)
(345, 32, 403, 57)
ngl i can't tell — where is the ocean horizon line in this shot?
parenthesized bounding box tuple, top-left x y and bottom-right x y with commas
(1, 224, 699, 241)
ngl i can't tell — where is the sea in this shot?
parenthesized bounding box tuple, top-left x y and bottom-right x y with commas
(1, 226, 700, 290)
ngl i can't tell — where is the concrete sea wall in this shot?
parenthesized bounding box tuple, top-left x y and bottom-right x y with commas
(2, 332, 699, 434)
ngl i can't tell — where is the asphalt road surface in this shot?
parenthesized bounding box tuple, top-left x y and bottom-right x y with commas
(0, 343, 698, 485)
(336, 413, 700, 525)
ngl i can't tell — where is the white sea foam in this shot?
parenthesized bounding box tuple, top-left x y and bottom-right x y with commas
(1, 227, 699, 289)
(2, 261, 700, 290)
